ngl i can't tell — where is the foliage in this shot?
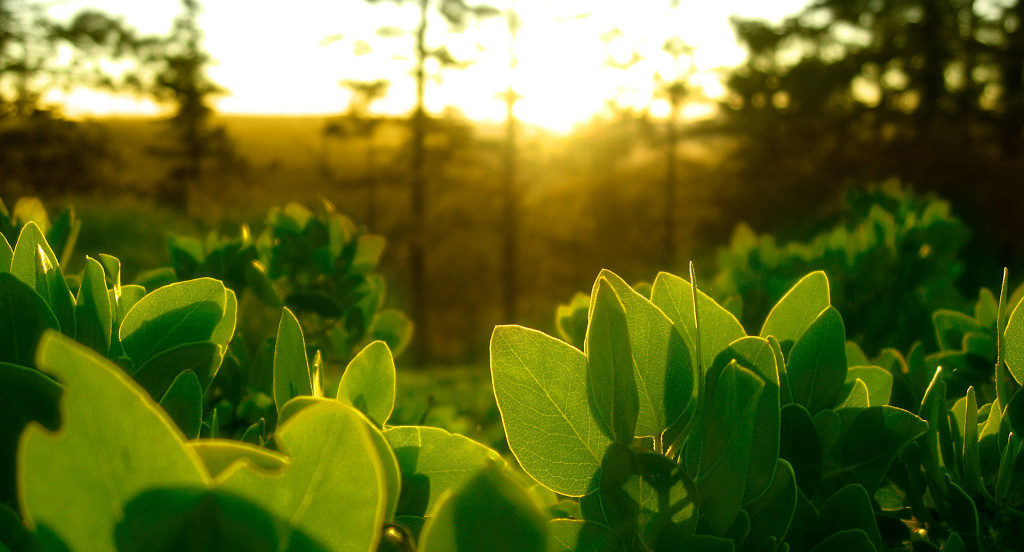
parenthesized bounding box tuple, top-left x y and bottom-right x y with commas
(712, 184, 970, 355)
(6, 195, 1024, 551)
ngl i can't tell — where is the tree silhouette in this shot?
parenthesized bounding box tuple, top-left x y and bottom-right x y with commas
(362, 0, 498, 361)
(148, 0, 238, 210)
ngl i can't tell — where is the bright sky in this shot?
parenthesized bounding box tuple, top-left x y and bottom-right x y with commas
(45, 0, 810, 132)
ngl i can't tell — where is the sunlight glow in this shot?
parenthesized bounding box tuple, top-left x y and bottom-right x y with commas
(44, 0, 811, 132)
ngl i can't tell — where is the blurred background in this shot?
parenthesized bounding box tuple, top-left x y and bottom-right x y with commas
(3, 0, 1024, 367)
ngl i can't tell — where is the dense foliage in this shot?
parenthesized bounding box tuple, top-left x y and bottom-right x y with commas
(4, 196, 1024, 551)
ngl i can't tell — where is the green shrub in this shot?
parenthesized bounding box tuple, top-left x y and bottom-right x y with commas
(713, 183, 969, 355)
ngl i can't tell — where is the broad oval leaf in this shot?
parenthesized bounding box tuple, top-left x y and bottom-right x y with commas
(787, 306, 848, 414)
(216, 401, 386, 552)
(20, 332, 208, 552)
(0, 362, 61, 508)
(490, 325, 611, 497)
(761, 271, 830, 356)
(742, 459, 797, 552)
(75, 257, 112, 357)
(10, 222, 59, 292)
(697, 361, 765, 535)
(385, 425, 505, 517)
(812, 484, 883, 552)
(132, 341, 223, 400)
(597, 270, 696, 441)
(119, 278, 227, 366)
(651, 271, 745, 371)
(585, 278, 639, 443)
(839, 406, 928, 492)
(845, 366, 893, 407)
(418, 464, 547, 552)
(337, 340, 396, 426)
(159, 370, 203, 440)
(273, 307, 312, 414)
(548, 519, 614, 552)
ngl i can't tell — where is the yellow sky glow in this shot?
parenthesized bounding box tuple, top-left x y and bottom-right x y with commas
(43, 0, 809, 132)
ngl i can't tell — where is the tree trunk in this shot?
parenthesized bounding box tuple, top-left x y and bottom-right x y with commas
(409, 0, 429, 363)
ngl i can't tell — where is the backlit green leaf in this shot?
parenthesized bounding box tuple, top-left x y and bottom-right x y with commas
(812, 484, 882, 552)
(761, 271, 830, 355)
(845, 366, 893, 407)
(418, 464, 547, 552)
(490, 325, 611, 497)
(119, 278, 227, 366)
(75, 257, 112, 357)
(189, 440, 288, 479)
(597, 270, 696, 441)
(0, 362, 61, 508)
(20, 333, 207, 552)
(159, 370, 203, 440)
(585, 278, 639, 443)
(697, 361, 765, 535)
(34, 244, 74, 338)
(1004, 297, 1024, 385)
(216, 401, 386, 552)
(385, 425, 505, 517)
(337, 340, 396, 426)
(0, 233, 11, 272)
(274, 307, 312, 414)
(547, 519, 614, 552)
(787, 306, 848, 414)
(10, 223, 59, 293)
(651, 271, 745, 371)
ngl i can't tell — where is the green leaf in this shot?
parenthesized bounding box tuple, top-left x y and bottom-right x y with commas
(216, 401, 386, 552)
(352, 235, 386, 274)
(779, 403, 822, 496)
(761, 271, 830, 355)
(119, 278, 227, 366)
(944, 475, 981, 552)
(33, 244, 74, 338)
(20, 333, 207, 552)
(274, 307, 312, 414)
(0, 233, 11, 272)
(838, 406, 928, 492)
(418, 464, 547, 552)
(132, 342, 223, 400)
(807, 529, 876, 552)
(787, 306, 848, 414)
(113, 488, 315, 552)
(597, 270, 696, 441)
(741, 459, 797, 552)
(0, 362, 61, 508)
(364, 419, 402, 522)
(933, 310, 984, 352)
(585, 278, 639, 443)
(844, 366, 893, 407)
(961, 387, 981, 495)
(337, 340, 396, 426)
(697, 361, 765, 535)
(547, 519, 614, 552)
(0, 273, 59, 368)
(1004, 297, 1024, 385)
(651, 271, 746, 371)
(189, 440, 287, 479)
(75, 257, 112, 357)
(839, 379, 870, 411)
(385, 425, 506, 517)
(845, 342, 869, 368)
(812, 484, 882, 552)
(10, 222, 59, 293)
(709, 337, 781, 502)
(490, 325, 611, 497)
(159, 370, 203, 440)
(369, 309, 414, 358)
(210, 288, 236, 350)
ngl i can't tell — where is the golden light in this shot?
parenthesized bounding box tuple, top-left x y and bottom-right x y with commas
(42, 0, 811, 131)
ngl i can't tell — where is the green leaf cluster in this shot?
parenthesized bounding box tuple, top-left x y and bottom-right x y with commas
(498, 268, 934, 551)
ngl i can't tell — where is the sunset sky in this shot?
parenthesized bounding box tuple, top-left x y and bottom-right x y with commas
(43, 0, 810, 132)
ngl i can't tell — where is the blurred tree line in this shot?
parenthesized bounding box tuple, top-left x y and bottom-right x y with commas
(0, 0, 239, 207)
(718, 0, 1024, 278)
(6, 0, 1024, 363)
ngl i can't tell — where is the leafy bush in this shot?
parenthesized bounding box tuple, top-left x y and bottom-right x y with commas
(713, 184, 970, 355)
(6, 195, 1024, 551)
